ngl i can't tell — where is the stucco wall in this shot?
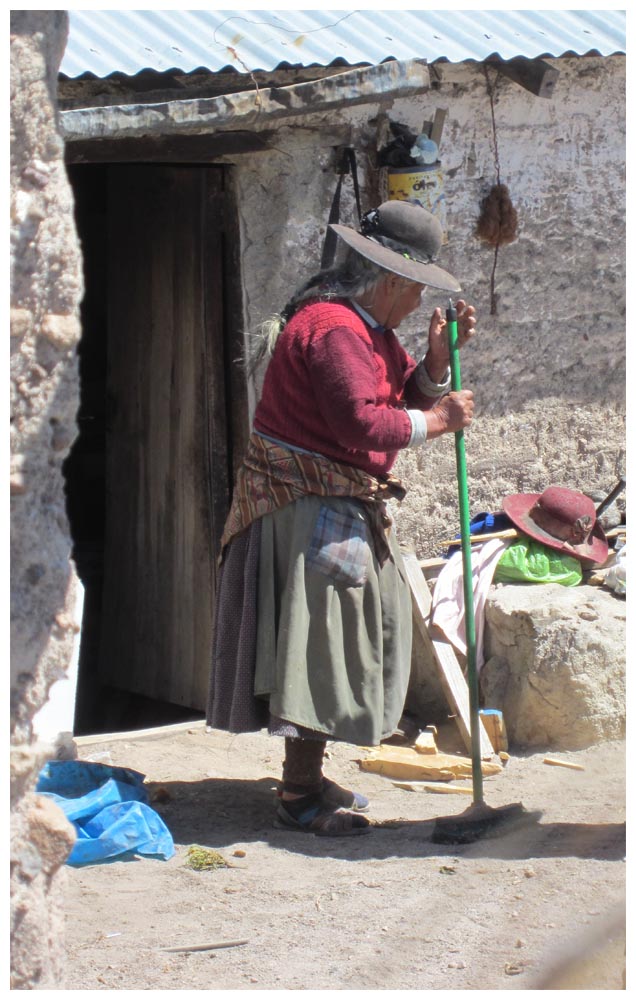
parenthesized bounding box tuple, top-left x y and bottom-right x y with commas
(10, 11, 82, 988)
(235, 55, 625, 554)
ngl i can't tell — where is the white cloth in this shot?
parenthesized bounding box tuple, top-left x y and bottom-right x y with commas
(605, 543, 626, 596)
(431, 539, 509, 672)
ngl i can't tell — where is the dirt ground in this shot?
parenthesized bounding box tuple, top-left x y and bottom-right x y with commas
(61, 721, 626, 991)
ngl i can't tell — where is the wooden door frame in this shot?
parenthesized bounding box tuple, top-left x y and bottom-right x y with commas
(65, 146, 248, 725)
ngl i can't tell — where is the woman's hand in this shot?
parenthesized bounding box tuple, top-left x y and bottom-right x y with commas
(423, 300, 477, 383)
(424, 389, 475, 439)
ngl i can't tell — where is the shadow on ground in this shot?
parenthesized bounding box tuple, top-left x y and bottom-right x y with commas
(145, 776, 626, 863)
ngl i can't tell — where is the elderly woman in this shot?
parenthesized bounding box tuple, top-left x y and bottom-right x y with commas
(207, 200, 477, 836)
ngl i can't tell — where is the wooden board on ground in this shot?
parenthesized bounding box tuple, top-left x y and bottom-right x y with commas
(359, 745, 502, 782)
(414, 730, 438, 754)
(393, 781, 473, 795)
(401, 549, 495, 758)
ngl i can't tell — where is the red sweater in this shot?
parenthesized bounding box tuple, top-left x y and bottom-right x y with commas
(253, 299, 437, 477)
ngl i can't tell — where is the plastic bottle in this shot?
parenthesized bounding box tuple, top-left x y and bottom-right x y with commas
(410, 134, 439, 165)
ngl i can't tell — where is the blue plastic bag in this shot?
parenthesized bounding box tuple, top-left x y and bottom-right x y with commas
(36, 760, 175, 866)
(445, 511, 513, 558)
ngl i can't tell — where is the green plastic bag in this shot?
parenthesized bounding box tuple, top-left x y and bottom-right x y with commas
(494, 538, 582, 587)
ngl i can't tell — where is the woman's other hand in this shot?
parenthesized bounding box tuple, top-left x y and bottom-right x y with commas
(423, 300, 477, 382)
(424, 390, 475, 438)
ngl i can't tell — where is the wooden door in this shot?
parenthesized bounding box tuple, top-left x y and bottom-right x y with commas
(99, 165, 229, 709)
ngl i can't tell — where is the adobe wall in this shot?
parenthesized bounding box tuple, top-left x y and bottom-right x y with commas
(10, 11, 82, 988)
(236, 55, 625, 556)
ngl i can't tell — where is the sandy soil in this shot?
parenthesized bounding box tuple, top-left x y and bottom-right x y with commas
(60, 722, 626, 991)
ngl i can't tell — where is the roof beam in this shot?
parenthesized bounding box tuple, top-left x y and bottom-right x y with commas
(487, 55, 560, 98)
(60, 59, 430, 142)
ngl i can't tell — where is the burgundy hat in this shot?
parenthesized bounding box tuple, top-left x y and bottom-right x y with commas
(330, 200, 461, 292)
(502, 486, 609, 567)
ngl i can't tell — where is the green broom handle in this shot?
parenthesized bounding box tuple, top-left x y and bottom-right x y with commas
(446, 300, 484, 805)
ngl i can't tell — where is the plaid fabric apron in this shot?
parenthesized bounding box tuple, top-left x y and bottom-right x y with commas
(220, 432, 407, 565)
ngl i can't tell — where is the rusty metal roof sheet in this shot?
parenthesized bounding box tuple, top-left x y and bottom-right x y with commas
(60, 9, 626, 79)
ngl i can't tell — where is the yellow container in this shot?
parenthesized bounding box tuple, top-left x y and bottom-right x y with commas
(387, 164, 447, 243)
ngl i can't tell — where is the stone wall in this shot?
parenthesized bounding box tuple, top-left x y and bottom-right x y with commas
(235, 55, 625, 556)
(10, 11, 82, 988)
(482, 583, 626, 750)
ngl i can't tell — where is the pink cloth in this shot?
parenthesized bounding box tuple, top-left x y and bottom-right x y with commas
(431, 539, 509, 672)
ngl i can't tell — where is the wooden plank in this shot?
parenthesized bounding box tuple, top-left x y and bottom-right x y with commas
(441, 528, 519, 547)
(65, 130, 280, 164)
(359, 746, 502, 781)
(543, 757, 585, 771)
(487, 56, 560, 99)
(479, 709, 508, 752)
(393, 782, 473, 795)
(429, 107, 447, 149)
(401, 549, 495, 758)
(74, 719, 208, 746)
(60, 60, 430, 141)
(414, 730, 438, 754)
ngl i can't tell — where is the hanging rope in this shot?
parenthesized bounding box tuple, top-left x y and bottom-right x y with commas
(476, 65, 519, 315)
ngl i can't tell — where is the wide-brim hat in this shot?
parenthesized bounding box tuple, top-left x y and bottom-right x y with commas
(330, 200, 461, 292)
(502, 486, 608, 567)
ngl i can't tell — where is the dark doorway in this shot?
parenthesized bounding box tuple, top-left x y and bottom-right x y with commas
(64, 162, 244, 735)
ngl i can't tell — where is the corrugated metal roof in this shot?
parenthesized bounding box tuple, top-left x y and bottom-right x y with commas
(60, 9, 626, 80)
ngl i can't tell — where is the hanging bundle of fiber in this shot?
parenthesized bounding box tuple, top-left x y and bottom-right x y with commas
(475, 183, 518, 248)
(476, 66, 519, 315)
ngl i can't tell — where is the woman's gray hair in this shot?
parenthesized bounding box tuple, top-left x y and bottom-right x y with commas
(245, 250, 392, 375)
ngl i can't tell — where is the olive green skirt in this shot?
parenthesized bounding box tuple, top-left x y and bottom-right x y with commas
(253, 495, 412, 747)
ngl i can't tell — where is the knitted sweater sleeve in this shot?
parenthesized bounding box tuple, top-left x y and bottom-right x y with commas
(305, 324, 413, 452)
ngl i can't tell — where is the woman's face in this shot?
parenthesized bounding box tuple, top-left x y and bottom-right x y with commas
(383, 277, 426, 328)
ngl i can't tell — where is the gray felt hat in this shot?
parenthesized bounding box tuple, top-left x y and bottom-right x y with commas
(330, 200, 461, 292)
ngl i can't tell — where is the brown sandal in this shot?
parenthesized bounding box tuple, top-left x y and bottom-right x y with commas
(276, 779, 370, 812)
(274, 794, 371, 837)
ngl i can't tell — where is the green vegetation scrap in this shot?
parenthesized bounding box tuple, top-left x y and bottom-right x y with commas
(185, 845, 229, 871)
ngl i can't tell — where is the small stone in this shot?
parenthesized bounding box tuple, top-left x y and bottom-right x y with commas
(233, 849, 246, 858)
(55, 612, 79, 633)
(505, 962, 525, 976)
(10, 307, 31, 340)
(28, 795, 76, 873)
(523, 869, 536, 878)
(10, 472, 26, 495)
(22, 158, 51, 189)
(40, 313, 79, 350)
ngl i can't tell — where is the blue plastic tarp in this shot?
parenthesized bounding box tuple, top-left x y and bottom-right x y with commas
(36, 760, 175, 866)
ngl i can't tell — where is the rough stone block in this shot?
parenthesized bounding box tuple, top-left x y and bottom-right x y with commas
(481, 583, 625, 750)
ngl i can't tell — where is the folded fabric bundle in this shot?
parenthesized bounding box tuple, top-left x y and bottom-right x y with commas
(432, 538, 509, 672)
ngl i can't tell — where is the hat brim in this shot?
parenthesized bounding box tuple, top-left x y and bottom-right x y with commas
(329, 223, 461, 293)
(502, 494, 609, 567)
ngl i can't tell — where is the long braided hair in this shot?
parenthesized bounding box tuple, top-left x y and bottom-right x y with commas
(245, 249, 390, 375)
